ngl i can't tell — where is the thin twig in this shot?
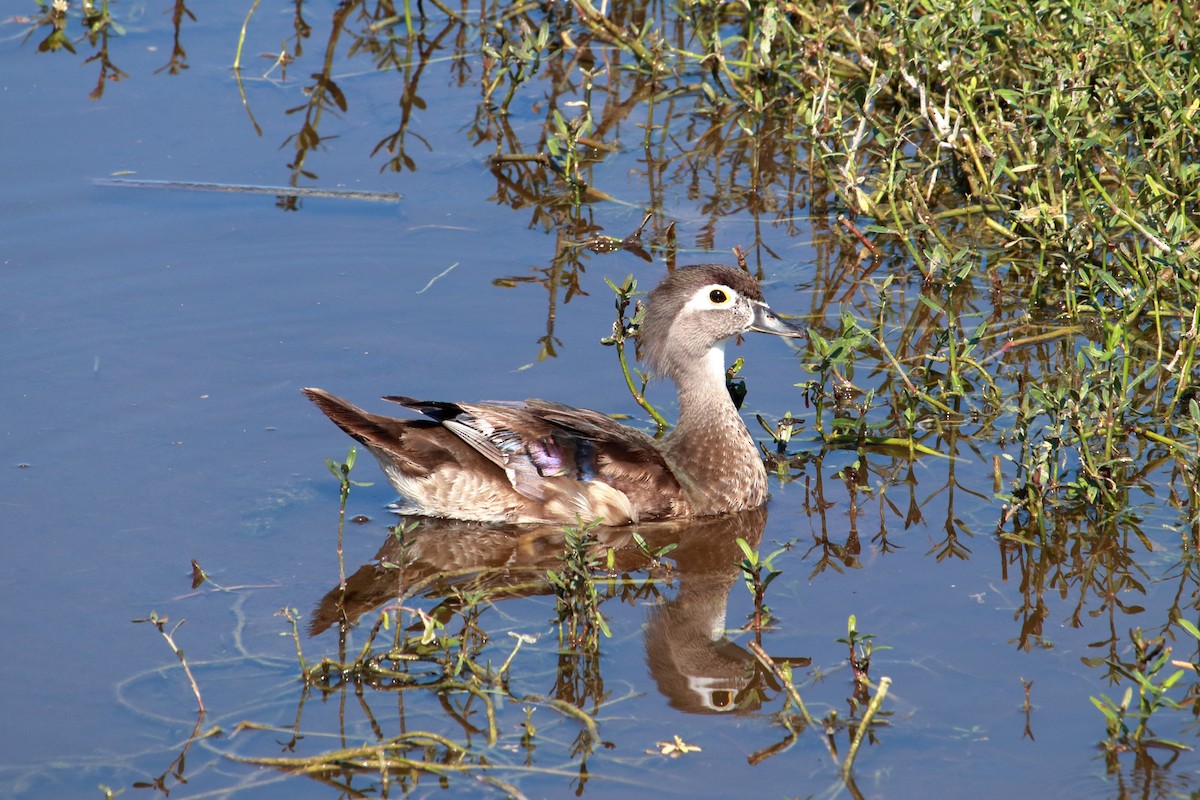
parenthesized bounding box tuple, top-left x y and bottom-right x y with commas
(233, 0, 261, 71)
(520, 694, 601, 745)
(571, 0, 657, 67)
(842, 675, 891, 780)
(94, 178, 401, 202)
(134, 612, 205, 713)
(837, 214, 881, 256)
(747, 641, 813, 726)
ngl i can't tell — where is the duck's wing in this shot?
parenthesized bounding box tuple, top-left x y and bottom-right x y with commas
(384, 395, 689, 521)
(304, 388, 538, 522)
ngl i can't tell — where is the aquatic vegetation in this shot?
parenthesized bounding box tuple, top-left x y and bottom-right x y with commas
(131, 610, 204, 713)
(735, 535, 788, 633)
(547, 519, 611, 649)
(324, 445, 372, 589)
(1091, 621, 1200, 762)
(195, 512, 898, 794)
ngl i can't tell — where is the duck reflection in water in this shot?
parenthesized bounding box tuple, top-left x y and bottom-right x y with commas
(310, 507, 807, 714)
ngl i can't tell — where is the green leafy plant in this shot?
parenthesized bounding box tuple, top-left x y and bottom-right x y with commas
(1090, 620, 1200, 755)
(836, 614, 892, 691)
(482, 18, 550, 114)
(600, 273, 669, 432)
(547, 519, 611, 650)
(325, 445, 373, 589)
(735, 537, 791, 634)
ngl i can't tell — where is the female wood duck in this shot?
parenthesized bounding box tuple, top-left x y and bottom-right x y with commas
(303, 264, 803, 525)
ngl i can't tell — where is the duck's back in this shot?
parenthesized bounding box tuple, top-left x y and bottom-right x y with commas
(303, 388, 690, 525)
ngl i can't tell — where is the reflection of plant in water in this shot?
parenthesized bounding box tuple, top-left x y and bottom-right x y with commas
(27, 0, 75, 54)
(155, 0, 194, 76)
(1000, 504, 1152, 655)
(279, 3, 353, 190)
(127, 605, 220, 796)
(746, 619, 893, 790)
(542, 519, 613, 792)
(225, 513, 679, 794)
(139, 502, 902, 794)
(257, 595, 584, 790)
(732, 540, 895, 782)
(27, 0, 131, 97)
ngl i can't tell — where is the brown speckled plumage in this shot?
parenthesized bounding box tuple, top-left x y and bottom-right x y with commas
(302, 264, 802, 525)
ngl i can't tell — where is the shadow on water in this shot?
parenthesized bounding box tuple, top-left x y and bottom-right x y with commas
(4, 0, 1200, 798)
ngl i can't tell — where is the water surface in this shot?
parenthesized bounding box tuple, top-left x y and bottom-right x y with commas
(1, 4, 1195, 799)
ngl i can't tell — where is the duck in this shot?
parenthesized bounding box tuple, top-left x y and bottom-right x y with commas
(302, 263, 803, 526)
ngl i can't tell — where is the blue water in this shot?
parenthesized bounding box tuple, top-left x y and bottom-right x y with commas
(1, 5, 1195, 799)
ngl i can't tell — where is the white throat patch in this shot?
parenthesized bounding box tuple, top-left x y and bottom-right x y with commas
(703, 340, 727, 382)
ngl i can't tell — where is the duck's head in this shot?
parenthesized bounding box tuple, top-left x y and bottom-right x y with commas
(638, 264, 803, 383)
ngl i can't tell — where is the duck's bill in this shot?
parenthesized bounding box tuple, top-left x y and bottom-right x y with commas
(749, 303, 805, 338)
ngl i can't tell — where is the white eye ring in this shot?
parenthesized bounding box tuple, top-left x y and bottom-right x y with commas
(682, 284, 739, 313)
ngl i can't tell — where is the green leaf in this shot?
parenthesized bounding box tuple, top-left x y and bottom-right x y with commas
(735, 537, 757, 562)
(1089, 694, 1118, 723)
(1176, 617, 1200, 641)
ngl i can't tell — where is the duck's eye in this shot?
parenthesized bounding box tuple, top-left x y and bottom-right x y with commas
(709, 289, 729, 304)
